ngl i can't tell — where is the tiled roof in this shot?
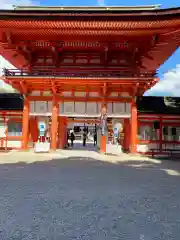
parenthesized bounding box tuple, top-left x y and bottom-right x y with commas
(137, 96, 180, 114)
(0, 94, 23, 110)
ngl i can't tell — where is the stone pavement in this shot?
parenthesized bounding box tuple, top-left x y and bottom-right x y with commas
(0, 149, 151, 164)
(0, 150, 180, 239)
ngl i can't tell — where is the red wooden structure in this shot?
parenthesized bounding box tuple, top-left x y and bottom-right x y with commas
(0, 6, 180, 153)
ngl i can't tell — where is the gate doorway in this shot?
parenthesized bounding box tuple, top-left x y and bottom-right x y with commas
(66, 118, 99, 151)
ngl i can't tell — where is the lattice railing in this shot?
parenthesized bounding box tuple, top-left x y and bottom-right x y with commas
(3, 68, 157, 78)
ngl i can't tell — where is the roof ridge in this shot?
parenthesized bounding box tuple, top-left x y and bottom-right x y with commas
(14, 5, 161, 11)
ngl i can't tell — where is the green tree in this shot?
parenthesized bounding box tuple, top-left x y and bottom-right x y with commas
(164, 97, 180, 108)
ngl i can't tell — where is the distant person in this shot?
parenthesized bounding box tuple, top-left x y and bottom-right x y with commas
(70, 130, 75, 147)
(82, 130, 87, 147)
(93, 131, 97, 146)
(45, 127, 51, 143)
(66, 131, 70, 148)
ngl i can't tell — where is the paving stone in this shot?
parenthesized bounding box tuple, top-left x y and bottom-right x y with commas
(0, 155, 180, 239)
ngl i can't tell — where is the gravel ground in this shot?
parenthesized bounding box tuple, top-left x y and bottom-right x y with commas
(0, 157, 180, 240)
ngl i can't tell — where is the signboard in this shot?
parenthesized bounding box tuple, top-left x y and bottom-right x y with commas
(34, 142, 50, 153)
(38, 121, 46, 137)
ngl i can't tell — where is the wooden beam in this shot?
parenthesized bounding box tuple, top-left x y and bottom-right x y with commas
(132, 83, 139, 96)
(20, 81, 28, 94)
(51, 78, 57, 94)
(8, 77, 155, 84)
(28, 95, 132, 102)
(5, 31, 13, 45)
(102, 83, 107, 97)
(68, 119, 100, 124)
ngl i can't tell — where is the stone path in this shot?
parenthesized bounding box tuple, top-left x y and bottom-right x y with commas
(0, 152, 180, 239)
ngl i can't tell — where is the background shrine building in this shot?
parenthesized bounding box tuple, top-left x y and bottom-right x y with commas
(0, 5, 180, 154)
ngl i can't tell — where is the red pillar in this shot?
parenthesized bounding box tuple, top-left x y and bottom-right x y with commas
(29, 117, 39, 143)
(159, 117, 163, 153)
(130, 99, 137, 154)
(51, 97, 59, 150)
(58, 116, 68, 149)
(123, 118, 130, 152)
(100, 135, 106, 154)
(21, 97, 30, 149)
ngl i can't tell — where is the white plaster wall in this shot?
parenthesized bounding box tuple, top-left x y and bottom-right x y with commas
(148, 143, 159, 150)
(0, 122, 6, 138)
(7, 140, 21, 148)
(137, 143, 159, 153)
(60, 101, 131, 117)
(162, 144, 180, 150)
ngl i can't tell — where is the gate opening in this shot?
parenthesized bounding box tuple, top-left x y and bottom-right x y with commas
(65, 118, 99, 151)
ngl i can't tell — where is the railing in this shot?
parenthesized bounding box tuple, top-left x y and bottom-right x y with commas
(3, 68, 157, 78)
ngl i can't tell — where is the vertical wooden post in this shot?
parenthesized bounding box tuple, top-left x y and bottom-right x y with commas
(1, 115, 6, 149)
(51, 97, 59, 150)
(130, 98, 137, 154)
(123, 118, 130, 152)
(58, 116, 64, 149)
(22, 97, 30, 149)
(159, 117, 163, 153)
(100, 95, 107, 154)
(58, 116, 68, 149)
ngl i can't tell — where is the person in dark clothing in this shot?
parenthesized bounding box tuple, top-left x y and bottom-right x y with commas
(82, 130, 87, 147)
(93, 131, 97, 146)
(70, 131, 75, 147)
(66, 131, 70, 148)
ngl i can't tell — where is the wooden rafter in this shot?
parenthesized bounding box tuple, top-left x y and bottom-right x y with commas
(132, 83, 139, 96)
(20, 80, 28, 94)
(50, 78, 57, 94)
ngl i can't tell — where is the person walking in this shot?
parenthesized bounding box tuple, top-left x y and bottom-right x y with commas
(66, 131, 70, 148)
(70, 130, 75, 147)
(82, 130, 87, 147)
(93, 131, 97, 146)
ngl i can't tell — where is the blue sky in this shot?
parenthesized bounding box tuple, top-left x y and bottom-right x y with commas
(39, 0, 179, 9)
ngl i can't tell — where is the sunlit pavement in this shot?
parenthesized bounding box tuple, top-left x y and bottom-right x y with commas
(0, 152, 180, 239)
(68, 141, 98, 151)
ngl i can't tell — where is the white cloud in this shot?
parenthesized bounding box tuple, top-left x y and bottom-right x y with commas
(0, 0, 39, 92)
(145, 64, 180, 97)
(0, 56, 17, 93)
(1, 0, 39, 9)
(97, 0, 105, 6)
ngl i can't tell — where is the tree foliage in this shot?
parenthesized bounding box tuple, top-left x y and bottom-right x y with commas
(164, 97, 180, 108)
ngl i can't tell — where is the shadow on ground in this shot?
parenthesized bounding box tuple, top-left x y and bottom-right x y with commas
(0, 156, 180, 239)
